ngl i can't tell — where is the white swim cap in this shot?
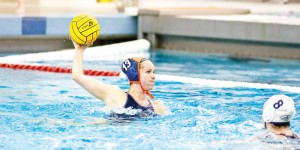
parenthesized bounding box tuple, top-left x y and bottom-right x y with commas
(262, 95, 296, 123)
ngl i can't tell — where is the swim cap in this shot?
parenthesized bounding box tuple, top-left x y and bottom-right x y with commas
(262, 95, 296, 123)
(121, 57, 154, 99)
(121, 57, 146, 81)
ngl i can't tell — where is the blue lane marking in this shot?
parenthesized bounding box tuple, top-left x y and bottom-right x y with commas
(22, 17, 46, 35)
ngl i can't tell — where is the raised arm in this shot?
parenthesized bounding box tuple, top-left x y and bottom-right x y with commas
(71, 41, 126, 107)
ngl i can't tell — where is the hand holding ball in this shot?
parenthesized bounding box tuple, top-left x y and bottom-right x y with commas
(69, 14, 100, 45)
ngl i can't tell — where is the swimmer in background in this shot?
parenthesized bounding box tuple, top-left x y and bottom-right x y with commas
(262, 95, 299, 140)
(71, 41, 167, 118)
(211, 95, 299, 147)
(16, 0, 25, 16)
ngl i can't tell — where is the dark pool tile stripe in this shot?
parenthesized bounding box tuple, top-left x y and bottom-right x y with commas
(59, 90, 68, 94)
(22, 17, 46, 35)
(0, 86, 10, 89)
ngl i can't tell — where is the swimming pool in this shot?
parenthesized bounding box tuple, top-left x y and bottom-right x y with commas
(0, 45, 300, 149)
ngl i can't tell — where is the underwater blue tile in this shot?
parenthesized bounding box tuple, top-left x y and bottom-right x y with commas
(0, 17, 22, 35)
(22, 17, 46, 35)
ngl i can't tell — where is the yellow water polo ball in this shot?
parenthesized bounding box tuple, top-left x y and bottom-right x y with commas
(69, 14, 100, 45)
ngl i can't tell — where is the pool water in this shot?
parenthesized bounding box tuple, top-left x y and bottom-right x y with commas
(0, 49, 300, 149)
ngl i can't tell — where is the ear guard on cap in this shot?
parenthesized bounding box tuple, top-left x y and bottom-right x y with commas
(262, 95, 296, 123)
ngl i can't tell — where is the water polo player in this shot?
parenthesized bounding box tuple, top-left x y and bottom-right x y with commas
(71, 41, 167, 117)
(262, 95, 299, 140)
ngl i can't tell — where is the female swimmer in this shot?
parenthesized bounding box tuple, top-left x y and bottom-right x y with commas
(262, 95, 299, 140)
(72, 41, 167, 117)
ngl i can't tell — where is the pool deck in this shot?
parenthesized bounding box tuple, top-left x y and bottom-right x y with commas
(0, 0, 300, 59)
(138, 0, 300, 59)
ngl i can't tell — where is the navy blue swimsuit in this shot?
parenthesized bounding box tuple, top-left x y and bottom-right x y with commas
(110, 93, 156, 119)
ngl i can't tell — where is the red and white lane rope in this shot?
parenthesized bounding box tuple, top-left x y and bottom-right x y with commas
(1, 64, 300, 93)
(0, 63, 120, 77)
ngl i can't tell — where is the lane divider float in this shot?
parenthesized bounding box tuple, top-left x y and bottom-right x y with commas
(1, 63, 299, 93)
(0, 63, 120, 76)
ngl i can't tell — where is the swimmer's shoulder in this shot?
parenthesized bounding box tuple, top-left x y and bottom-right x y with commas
(279, 132, 300, 139)
(293, 133, 300, 139)
(103, 85, 127, 107)
(151, 100, 167, 115)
